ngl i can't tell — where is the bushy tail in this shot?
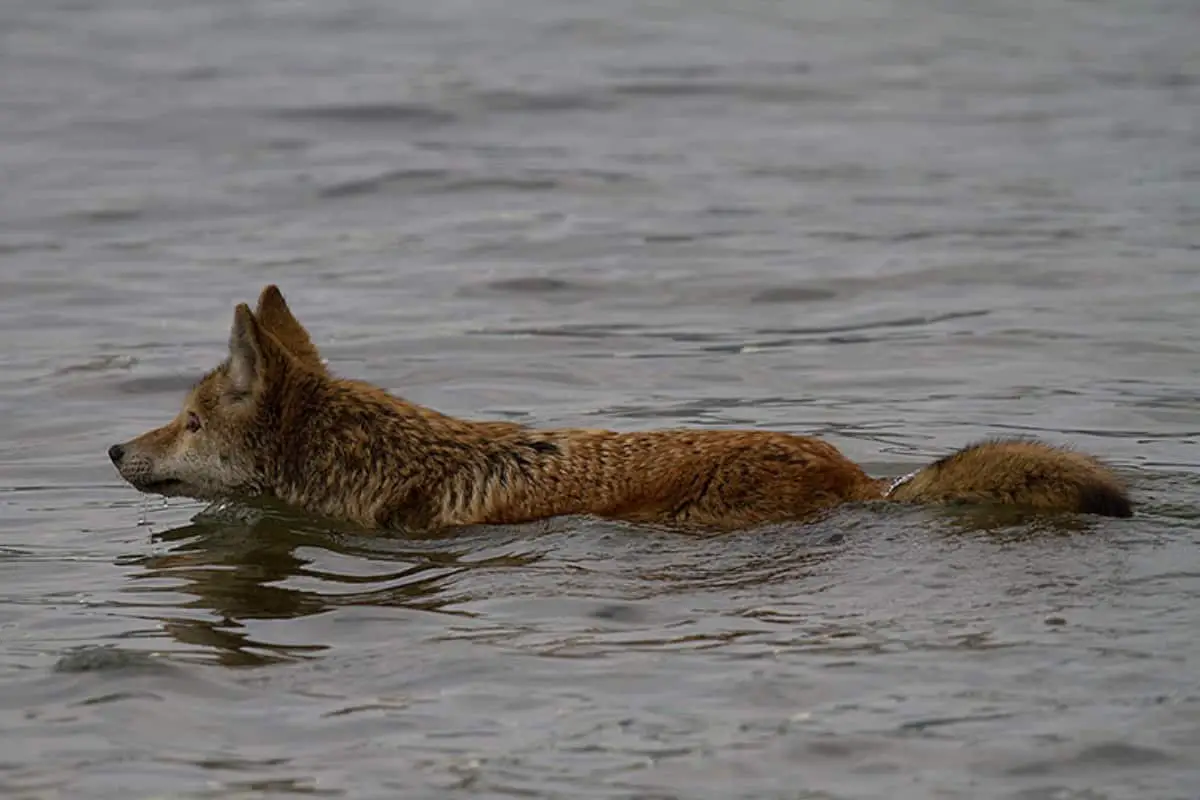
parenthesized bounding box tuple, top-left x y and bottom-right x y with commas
(886, 438, 1132, 518)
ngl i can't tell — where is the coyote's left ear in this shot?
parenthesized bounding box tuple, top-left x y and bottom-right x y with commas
(254, 285, 325, 372)
(227, 304, 277, 397)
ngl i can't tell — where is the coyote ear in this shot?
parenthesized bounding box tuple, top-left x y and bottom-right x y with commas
(227, 303, 268, 396)
(254, 284, 325, 372)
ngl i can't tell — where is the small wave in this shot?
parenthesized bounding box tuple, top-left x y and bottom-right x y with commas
(270, 102, 457, 126)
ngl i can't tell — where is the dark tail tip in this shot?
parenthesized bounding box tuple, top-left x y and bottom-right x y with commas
(1078, 482, 1134, 518)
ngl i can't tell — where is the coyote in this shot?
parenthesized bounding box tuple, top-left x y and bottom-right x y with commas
(109, 286, 1132, 531)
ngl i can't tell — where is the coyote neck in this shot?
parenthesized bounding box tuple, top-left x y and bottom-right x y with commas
(264, 375, 517, 527)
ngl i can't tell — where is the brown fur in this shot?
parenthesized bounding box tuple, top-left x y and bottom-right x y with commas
(108, 286, 1133, 532)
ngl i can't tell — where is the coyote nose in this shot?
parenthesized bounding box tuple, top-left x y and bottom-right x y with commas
(108, 444, 125, 464)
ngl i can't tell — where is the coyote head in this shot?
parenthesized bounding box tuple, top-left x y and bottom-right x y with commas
(109, 285, 327, 502)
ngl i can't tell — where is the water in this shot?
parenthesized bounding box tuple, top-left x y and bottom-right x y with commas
(1, 0, 1198, 797)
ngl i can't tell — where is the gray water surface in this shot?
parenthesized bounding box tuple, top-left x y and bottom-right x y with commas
(1, 1, 1199, 798)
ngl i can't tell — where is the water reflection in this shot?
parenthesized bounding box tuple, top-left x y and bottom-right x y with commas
(109, 497, 1125, 667)
(931, 505, 1106, 540)
(114, 503, 541, 666)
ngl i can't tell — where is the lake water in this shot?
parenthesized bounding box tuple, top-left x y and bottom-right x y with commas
(1, 0, 1198, 797)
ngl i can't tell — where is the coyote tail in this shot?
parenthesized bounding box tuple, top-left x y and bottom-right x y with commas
(885, 438, 1132, 518)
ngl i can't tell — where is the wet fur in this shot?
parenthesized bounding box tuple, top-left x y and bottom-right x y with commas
(110, 286, 1133, 531)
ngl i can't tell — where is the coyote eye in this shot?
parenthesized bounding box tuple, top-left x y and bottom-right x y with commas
(185, 411, 202, 433)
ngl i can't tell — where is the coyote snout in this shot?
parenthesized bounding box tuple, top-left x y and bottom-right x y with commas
(109, 284, 1133, 531)
(109, 419, 191, 496)
(108, 406, 258, 502)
